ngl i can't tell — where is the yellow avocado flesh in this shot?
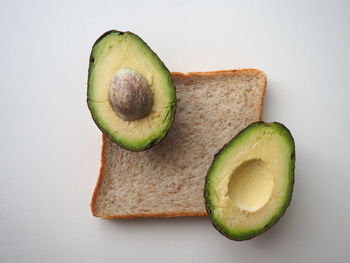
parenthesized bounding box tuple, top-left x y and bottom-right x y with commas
(227, 159, 274, 213)
(88, 31, 175, 150)
(206, 122, 295, 240)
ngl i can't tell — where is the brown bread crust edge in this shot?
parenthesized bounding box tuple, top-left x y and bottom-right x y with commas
(90, 69, 267, 219)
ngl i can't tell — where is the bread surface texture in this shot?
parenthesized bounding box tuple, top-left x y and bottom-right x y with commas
(91, 69, 267, 219)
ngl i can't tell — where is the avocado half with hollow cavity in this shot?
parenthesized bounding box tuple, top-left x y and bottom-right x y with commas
(204, 122, 295, 240)
(87, 30, 176, 151)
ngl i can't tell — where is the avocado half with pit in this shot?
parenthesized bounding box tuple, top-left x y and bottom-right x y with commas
(205, 122, 295, 240)
(87, 30, 176, 151)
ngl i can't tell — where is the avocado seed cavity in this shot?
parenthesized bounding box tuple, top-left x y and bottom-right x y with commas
(108, 68, 153, 121)
(227, 159, 274, 212)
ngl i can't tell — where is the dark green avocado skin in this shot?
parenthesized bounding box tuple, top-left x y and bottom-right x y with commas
(87, 30, 176, 151)
(204, 121, 295, 241)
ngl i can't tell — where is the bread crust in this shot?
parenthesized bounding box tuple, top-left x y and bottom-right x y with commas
(90, 134, 108, 217)
(171, 68, 265, 77)
(91, 69, 267, 219)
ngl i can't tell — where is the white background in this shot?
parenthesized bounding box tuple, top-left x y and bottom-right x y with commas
(1, 0, 350, 262)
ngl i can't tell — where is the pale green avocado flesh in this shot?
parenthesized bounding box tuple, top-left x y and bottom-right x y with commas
(205, 122, 295, 240)
(87, 30, 176, 151)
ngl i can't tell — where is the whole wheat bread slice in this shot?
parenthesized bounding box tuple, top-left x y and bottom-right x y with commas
(91, 69, 267, 219)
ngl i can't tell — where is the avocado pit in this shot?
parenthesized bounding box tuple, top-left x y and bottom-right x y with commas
(108, 68, 153, 121)
(227, 159, 273, 212)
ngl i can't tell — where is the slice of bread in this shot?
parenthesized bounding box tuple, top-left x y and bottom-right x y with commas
(91, 69, 267, 219)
